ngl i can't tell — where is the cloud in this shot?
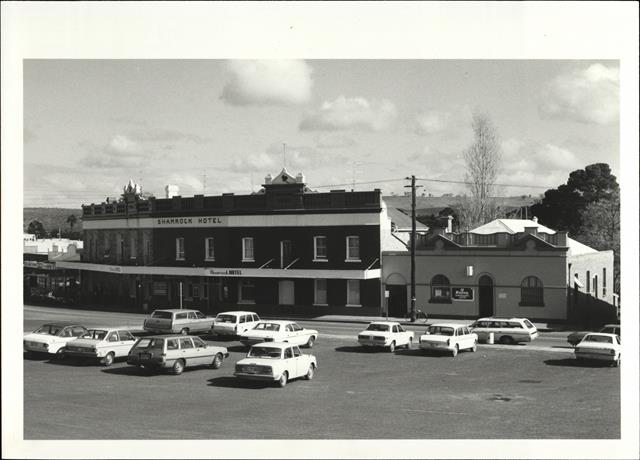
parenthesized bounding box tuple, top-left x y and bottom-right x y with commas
(221, 60, 313, 106)
(299, 96, 397, 131)
(230, 143, 319, 174)
(81, 134, 147, 168)
(129, 128, 210, 144)
(314, 134, 357, 149)
(539, 63, 619, 125)
(413, 110, 452, 135)
(230, 152, 279, 173)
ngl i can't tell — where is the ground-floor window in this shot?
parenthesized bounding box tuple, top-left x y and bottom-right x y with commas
(346, 279, 361, 306)
(239, 279, 255, 303)
(430, 274, 451, 303)
(520, 276, 544, 306)
(314, 279, 328, 305)
(152, 281, 168, 296)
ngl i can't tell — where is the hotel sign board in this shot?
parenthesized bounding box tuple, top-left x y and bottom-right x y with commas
(155, 216, 226, 227)
(452, 287, 473, 301)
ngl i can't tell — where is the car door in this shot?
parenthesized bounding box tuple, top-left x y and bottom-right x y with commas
(192, 337, 210, 364)
(283, 346, 297, 378)
(194, 311, 211, 332)
(396, 324, 410, 345)
(117, 330, 137, 357)
(292, 323, 308, 346)
(292, 346, 304, 378)
(178, 337, 196, 365)
(105, 330, 120, 354)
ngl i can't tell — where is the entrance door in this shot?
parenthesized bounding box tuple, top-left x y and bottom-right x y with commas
(279, 280, 295, 305)
(478, 275, 494, 317)
(387, 285, 407, 318)
(281, 240, 293, 268)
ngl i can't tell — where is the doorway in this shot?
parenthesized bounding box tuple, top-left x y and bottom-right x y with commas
(387, 285, 407, 318)
(279, 280, 295, 305)
(478, 275, 494, 317)
(281, 240, 293, 268)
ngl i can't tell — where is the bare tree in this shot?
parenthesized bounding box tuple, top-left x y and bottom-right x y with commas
(460, 112, 503, 229)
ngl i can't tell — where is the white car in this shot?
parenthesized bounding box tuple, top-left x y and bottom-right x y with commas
(23, 322, 88, 357)
(143, 309, 215, 335)
(419, 323, 478, 357)
(234, 342, 317, 387)
(211, 311, 261, 336)
(357, 321, 414, 352)
(239, 321, 318, 348)
(62, 327, 138, 366)
(575, 333, 621, 366)
(469, 317, 539, 344)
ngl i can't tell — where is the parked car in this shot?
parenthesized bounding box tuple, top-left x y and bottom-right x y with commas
(127, 335, 229, 375)
(575, 333, 621, 366)
(142, 309, 215, 335)
(234, 342, 317, 387)
(23, 322, 88, 357)
(567, 324, 621, 346)
(62, 327, 138, 366)
(211, 311, 261, 336)
(357, 321, 414, 352)
(469, 317, 538, 344)
(239, 321, 318, 348)
(419, 323, 478, 356)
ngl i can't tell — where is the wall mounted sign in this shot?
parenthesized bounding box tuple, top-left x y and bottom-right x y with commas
(452, 287, 474, 301)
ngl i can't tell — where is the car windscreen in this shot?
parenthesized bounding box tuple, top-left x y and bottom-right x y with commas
(253, 323, 281, 331)
(151, 311, 173, 319)
(247, 346, 282, 358)
(366, 324, 390, 332)
(83, 329, 108, 340)
(34, 324, 63, 335)
(426, 326, 454, 336)
(132, 338, 165, 350)
(584, 335, 613, 344)
(216, 314, 237, 323)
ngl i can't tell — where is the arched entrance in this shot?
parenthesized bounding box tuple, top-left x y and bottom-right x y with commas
(385, 273, 407, 318)
(478, 275, 494, 317)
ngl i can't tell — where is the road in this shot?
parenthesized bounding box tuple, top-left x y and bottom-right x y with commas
(23, 305, 620, 439)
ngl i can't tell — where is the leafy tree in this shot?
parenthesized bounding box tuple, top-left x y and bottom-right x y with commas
(575, 190, 620, 293)
(66, 214, 77, 232)
(530, 163, 619, 236)
(26, 219, 47, 238)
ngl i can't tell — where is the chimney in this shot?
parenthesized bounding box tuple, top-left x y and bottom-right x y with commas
(296, 172, 305, 184)
(264, 174, 272, 185)
(165, 184, 179, 199)
(555, 230, 568, 247)
(532, 216, 538, 223)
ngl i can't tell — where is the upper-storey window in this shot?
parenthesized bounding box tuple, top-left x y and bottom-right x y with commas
(205, 237, 215, 261)
(346, 236, 360, 262)
(130, 233, 137, 259)
(176, 237, 185, 261)
(314, 236, 327, 261)
(242, 237, 254, 262)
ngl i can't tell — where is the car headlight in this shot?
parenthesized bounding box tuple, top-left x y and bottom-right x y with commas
(44, 343, 49, 349)
(610, 349, 615, 355)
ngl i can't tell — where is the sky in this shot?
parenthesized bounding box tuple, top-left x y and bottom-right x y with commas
(23, 59, 620, 207)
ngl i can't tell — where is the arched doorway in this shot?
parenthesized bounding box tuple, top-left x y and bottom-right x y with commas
(385, 273, 407, 318)
(478, 275, 494, 317)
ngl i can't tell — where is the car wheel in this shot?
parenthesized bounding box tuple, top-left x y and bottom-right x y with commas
(305, 364, 315, 380)
(278, 371, 288, 388)
(179, 328, 189, 336)
(306, 336, 315, 349)
(102, 352, 115, 367)
(172, 359, 185, 375)
(499, 336, 515, 345)
(389, 341, 396, 353)
(211, 353, 223, 370)
(55, 348, 66, 360)
(451, 345, 459, 357)
(471, 341, 477, 353)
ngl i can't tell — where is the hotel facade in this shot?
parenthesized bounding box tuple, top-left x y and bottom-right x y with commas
(58, 171, 407, 316)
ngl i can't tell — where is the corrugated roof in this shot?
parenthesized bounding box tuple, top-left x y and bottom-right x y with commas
(384, 205, 428, 231)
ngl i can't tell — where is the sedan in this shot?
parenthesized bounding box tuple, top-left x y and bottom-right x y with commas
(239, 321, 318, 348)
(357, 321, 414, 352)
(23, 322, 88, 357)
(234, 342, 317, 387)
(419, 323, 478, 357)
(62, 327, 138, 366)
(575, 333, 621, 366)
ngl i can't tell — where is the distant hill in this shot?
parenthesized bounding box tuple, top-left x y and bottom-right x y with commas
(23, 208, 83, 234)
(382, 195, 538, 215)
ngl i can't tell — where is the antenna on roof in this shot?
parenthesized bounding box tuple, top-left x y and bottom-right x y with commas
(283, 143, 286, 168)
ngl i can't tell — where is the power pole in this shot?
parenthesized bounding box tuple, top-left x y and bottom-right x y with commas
(404, 175, 422, 322)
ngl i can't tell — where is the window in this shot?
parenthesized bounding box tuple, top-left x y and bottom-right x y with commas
(179, 338, 193, 349)
(314, 279, 328, 305)
(119, 330, 135, 341)
(189, 284, 200, 299)
(205, 237, 215, 260)
(193, 337, 206, 348)
(130, 233, 137, 259)
(176, 237, 185, 260)
(603, 268, 607, 296)
(239, 279, 255, 303)
(520, 276, 544, 306)
(152, 281, 168, 296)
(347, 279, 361, 306)
(167, 339, 179, 350)
(242, 237, 254, 262)
(586, 271, 591, 293)
(284, 348, 293, 359)
(346, 236, 360, 261)
(118, 234, 124, 260)
(293, 346, 301, 357)
(314, 236, 328, 261)
(430, 275, 451, 303)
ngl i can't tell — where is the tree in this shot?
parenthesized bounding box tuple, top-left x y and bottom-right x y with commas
(26, 219, 47, 238)
(66, 214, 77, 232)
(531, 163, 619, 236)
(575, 190, 620, 293)
(460, 112, 503, 229)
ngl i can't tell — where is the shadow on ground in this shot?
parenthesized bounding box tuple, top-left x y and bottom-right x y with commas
(333, 345, 389, 354)
(544, 358, 617, 368)
(207, 376, 272, 390)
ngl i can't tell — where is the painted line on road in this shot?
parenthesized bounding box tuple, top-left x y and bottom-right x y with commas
(403, 408, 471, 416)
(478, 344, 574, 354)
